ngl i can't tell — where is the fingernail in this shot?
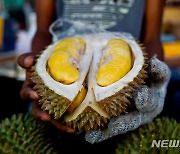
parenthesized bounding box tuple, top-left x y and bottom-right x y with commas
(25, 56, 33, 67)
(41, 114, 51, 121)
(30, 92, 39, 99)
(41, 116, 47, 121)
(67, 129, 76, 133)
(24, 57, 30, 67)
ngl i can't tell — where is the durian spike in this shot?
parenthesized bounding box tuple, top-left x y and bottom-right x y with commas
(31, 73, 71, 119)
(66, 107, 109, 131)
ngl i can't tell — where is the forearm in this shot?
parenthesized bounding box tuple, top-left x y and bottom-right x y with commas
(32, 0, 55, 55)
(141, 0, 165, 61)
(32, 31, 52, 55)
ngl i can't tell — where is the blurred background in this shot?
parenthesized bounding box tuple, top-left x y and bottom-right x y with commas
(0, 0, 179, 120)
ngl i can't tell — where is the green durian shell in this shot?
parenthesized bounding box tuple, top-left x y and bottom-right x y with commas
(31, 69, 71, 119)
(0, 113, 57, 154)
(32, 39, 148, 131)
(115, 118, 180, 154)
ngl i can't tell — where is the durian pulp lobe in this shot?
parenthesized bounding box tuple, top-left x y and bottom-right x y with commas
(48, 52, 79, 84)
(47, 37, 86, 84)
(96, 39, 132, 87)
(67, 86, 87, 113)
(53, 37, 86, 58)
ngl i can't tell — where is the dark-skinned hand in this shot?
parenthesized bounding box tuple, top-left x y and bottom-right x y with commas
(18, 53, 75, 133)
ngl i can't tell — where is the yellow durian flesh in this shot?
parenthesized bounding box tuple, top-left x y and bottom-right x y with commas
(47, 37, 86, 84)
(48, 52, 79, 84)
(53, 37, 86, 58)
(96, 39, 132, 87)
(67, 86, 87, 113)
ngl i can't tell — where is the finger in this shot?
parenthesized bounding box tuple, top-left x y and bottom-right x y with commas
(20, 87, 39, 101)
(133, 85, 158, 112)
(18, 53, 35, 69)
(22, 76, 35, 88)
(50, 120, 75, 133)
(85, 130, 102, 144)
(108, 111, 141, 134)
(32, 102, 51, 121)
(148, 57, 171, 83)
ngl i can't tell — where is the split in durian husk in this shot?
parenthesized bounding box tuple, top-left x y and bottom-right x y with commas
(115, 118, 180, 154)
(0, 113, 57, 154)
(32, 34, 148, 131)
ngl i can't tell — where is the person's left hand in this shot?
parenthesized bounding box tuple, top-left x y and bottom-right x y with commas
(85, 57, 171, 144)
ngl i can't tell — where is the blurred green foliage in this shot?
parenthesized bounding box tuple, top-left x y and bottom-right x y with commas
(3, 0, 24, 10)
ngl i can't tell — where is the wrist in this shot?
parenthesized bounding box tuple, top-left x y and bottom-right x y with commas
(32, 31, 52, 55)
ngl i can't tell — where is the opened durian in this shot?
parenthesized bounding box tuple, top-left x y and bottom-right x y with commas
(32, 34, 148, 131)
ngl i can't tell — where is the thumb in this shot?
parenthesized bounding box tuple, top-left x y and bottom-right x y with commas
(148, 57, 171, 84)
(133, 85, 158, 112)
(18, 53, 35, 69)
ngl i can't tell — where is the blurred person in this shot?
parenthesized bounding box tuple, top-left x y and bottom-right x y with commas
(18, 0, 167, 152)
(18, 0, 165, 130)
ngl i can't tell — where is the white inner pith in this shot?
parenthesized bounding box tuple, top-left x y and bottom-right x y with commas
(36, 34, 144, 120)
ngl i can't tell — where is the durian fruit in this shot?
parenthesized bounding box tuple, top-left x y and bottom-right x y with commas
(32, 35, 148, 131)
(0, 113, 57, 154)
(115, 118, 180, 154)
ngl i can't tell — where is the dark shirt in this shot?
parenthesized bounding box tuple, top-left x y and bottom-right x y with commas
(56, 0, 146, 40)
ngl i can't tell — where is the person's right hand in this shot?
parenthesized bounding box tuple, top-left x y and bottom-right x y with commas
(18, 53, 75, 133)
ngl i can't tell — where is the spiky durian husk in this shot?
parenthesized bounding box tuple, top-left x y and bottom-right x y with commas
(115, 118, 180, 154)
(31, 67, 71, 119)
(99, 63, 148, 117)
(0, 113, 57, 154)
(66, 107, 109, 131)
(32, 42, 148, 131)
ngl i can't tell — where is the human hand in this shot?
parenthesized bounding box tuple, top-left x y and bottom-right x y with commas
(18, 53, 75, 133)
(85, 57, 171, 143)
